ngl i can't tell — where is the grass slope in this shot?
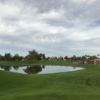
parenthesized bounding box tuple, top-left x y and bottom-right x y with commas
(0, 61, 100, 100)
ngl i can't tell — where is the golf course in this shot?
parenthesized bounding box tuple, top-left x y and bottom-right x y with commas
(0, 60, 100, 100)
(0, 0, 100, 99)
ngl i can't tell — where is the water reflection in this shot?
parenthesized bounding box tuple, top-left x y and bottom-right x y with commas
(0, 65, 42, 74)
(0, 65, 83, 74)
(24, 65, 42, 74)
(13, 66, 20, 70)
(0, 65, 11, 71)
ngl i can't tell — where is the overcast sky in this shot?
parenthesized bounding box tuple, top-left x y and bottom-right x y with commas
(0, 0, 100, 56)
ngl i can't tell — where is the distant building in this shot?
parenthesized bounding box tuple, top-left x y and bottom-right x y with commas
(79, 58, 100, 64)
(92, 58, 100, 64)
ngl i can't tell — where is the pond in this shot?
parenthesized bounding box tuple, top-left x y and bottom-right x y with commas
(0, 65, 83, 74)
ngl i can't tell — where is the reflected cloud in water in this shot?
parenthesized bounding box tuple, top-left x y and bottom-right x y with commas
(0, 65, 83, 74)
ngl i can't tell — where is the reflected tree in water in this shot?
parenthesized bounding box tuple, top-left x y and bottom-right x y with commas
(13, 66, 20, 70)
(42, 65, 45, 69)
(0, 66, 11, 71)
(24, 65, 42, 74)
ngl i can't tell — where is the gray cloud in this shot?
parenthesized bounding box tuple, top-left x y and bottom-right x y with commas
(0, 0, 100, 56)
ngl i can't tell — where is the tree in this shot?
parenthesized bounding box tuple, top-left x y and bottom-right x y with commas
(39, 53, 45, 59)
(4, 53, 12, 61)
(71, 55, 77, 61)
(0, 54, 4, 61)
(64, 56, 68, 60)
(26, 50, 41, 61)
(12, 54, 23, 61)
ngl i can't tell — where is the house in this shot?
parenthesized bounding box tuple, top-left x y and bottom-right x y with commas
(92, 58, 100, 64)
(79, 58, 100, 64)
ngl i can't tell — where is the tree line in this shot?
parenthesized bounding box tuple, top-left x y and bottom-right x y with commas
(0, 50, 45, 61)
(0, 49, 98, 62)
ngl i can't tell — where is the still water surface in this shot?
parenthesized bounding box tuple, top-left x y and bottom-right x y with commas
(0, 65, 83, 74)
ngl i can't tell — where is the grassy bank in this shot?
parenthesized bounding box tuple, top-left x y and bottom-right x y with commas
(0, 60, 100, 100)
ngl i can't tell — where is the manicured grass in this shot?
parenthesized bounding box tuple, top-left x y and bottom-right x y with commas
(0, 60, 100, 100)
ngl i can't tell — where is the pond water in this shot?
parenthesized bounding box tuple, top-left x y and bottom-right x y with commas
(0, 65, 83, 74)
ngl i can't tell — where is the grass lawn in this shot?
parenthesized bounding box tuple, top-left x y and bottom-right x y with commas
(0, 60, 100, 100)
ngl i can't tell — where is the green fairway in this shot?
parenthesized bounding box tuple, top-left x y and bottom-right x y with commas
(0, 61, 100, 100)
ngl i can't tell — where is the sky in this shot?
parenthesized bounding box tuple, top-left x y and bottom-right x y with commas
(0, 0, 100, 56)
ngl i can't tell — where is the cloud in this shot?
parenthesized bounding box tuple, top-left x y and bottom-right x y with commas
(0, 3, 19, 17)
(0, 0, 100, 56)
(72, 0, 96, 4)
(39, 9, 65, 20)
